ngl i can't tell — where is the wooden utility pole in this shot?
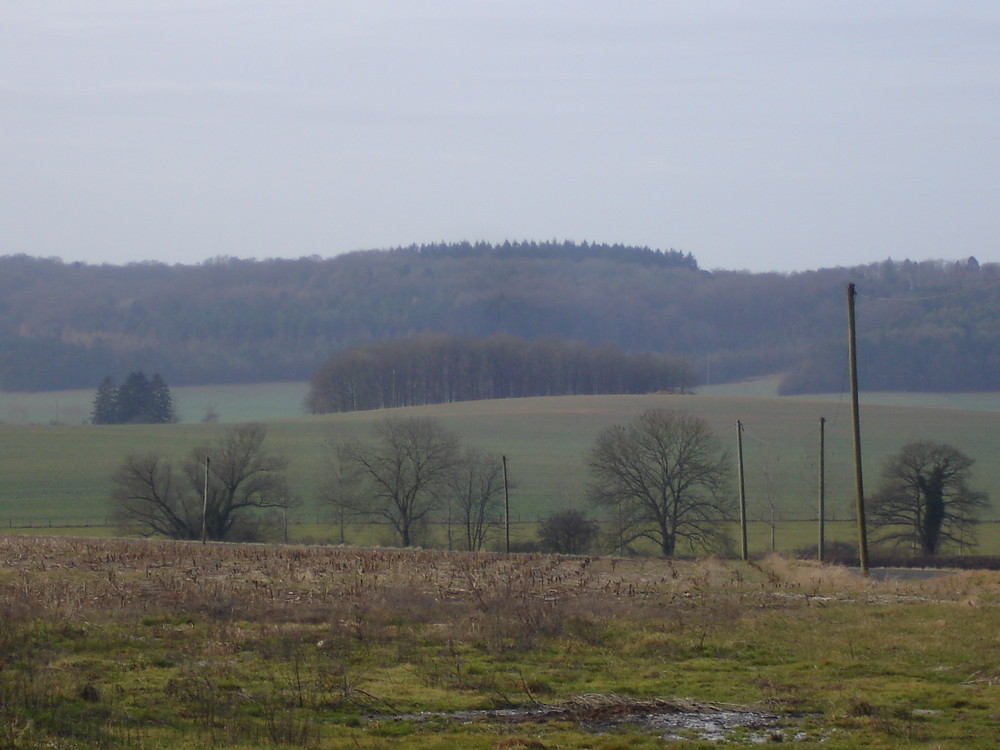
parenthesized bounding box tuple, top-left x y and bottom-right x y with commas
(737, 420, 748, 561)
(337, 462, 346, 544)
(445, 498, 452, 551)
(847, 283, 870, 576)
(502, 455, 510, 554)
(818, 416, 826, 563)
(201, 455, 210, 544)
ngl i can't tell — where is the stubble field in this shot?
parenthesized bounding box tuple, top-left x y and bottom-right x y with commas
(1, 534, 998, 748)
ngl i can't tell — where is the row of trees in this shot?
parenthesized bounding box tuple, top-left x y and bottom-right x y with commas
(411, 239, 699, 270)
(109, 412, 991, 557)
(110, 418, 506, 550)
(92, 372, 175, 424)
(307, 334, 694, 413)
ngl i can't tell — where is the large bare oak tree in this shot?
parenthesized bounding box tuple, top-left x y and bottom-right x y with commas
(336, 417, 459, 547)
(588, 410, 732, 557)
(111, 422, 290, 541)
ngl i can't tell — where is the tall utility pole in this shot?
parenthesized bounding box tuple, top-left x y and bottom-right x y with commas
(502, 455, 510, 554)
(818, 416, 826, 563)
(847, 283, 869, 576)
(737, 420, 748, 561)
(201, 455, 210, 544)
(337, 462, 346, 544)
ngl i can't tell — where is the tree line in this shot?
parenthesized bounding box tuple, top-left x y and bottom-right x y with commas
(306, 334, 694, 413)
(2, 248, 999, 394)
(111, 413, 992, 558)
(412, 239, 699, 269)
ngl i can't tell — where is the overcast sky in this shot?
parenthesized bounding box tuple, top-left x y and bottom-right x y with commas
(3, 1, 999, 272)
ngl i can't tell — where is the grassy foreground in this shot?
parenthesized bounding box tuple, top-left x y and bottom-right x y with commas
(1, 535, 999, 748)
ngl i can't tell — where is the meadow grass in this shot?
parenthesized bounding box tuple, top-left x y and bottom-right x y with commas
(0, 381, 310, 426)
(702, 374, 1000, 413)
(3, 387, 1000, 551)
(0, 536, 998, 748)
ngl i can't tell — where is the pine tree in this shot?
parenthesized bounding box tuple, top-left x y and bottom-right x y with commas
(148, 373, 175, 423)
(91, 376, 119, 424)
(117, 372, 152, 423)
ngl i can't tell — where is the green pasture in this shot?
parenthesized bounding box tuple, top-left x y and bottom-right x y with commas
(703, 374, 1000, 412)
(3, 384, 1000, 554)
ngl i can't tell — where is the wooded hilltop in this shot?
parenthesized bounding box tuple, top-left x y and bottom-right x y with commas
(1, 241, 996, 395)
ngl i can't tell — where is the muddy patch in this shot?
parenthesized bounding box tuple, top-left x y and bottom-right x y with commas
(373, 694, 818, 743)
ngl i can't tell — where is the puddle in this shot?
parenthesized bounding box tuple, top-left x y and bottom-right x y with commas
(373, 694, 817, 743)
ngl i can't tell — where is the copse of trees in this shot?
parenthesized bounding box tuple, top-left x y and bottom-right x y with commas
(307, 333, 694, 413)
(92, 372, 175, 424)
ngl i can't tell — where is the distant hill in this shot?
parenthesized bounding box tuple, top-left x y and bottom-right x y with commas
(0, 243, 997, 394)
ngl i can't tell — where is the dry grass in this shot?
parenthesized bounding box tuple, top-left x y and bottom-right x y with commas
(0, 536, 759, 626)
(1, 535, 999, 748)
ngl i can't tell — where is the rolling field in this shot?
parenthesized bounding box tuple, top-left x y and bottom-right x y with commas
(2, 384, 1000, 553)
(702, 374, 1000, 413)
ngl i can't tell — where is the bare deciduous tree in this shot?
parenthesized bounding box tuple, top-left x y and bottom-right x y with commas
(870, 440, 989, 555)
(111, 422, 290, 541)
(447, 447, 504, 551)
(111, 451, 195, 539)
(336, 417, 459, 547)
(588, 410, 732, 557)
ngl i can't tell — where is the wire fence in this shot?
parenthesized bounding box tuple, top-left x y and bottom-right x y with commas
(5, 515, 999, 559)
(0, 514, 542, 531)
(4, 516, 114, 529)
(4, 514, 982, 530)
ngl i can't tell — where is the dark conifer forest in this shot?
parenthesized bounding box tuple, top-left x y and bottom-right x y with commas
(0, 242, 996, 395)
(91, 372, 175, 424)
